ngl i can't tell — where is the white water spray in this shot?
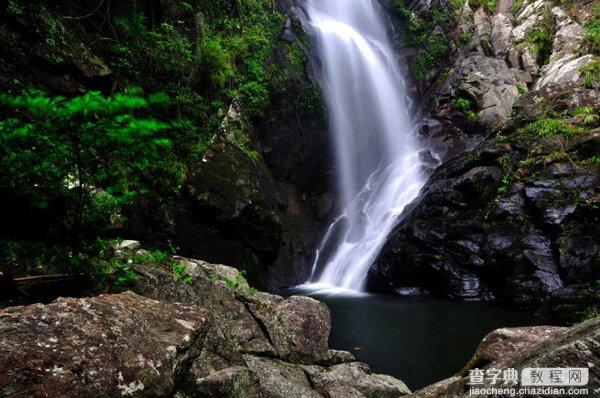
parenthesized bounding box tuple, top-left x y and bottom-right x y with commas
(302, 0, 425, 294)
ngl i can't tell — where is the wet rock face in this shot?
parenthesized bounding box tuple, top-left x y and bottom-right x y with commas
(0, 249, 411, 397)
(370, 127, 600, 308)
(372, 0, 600, 317)
(416, 118, 486, 165)
(410, 317, 600, 397)
(181, 135, 282, 275)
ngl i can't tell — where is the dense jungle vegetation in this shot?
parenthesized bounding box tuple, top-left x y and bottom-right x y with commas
(0, 0, 322, 292)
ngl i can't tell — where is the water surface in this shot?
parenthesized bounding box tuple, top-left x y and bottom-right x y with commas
(297, 292, 543, 390)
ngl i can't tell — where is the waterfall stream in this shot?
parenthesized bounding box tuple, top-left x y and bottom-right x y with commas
(303, 0, 426, 293)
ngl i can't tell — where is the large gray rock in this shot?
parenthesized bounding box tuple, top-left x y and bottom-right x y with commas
(0, 249, 411, 397)
(461, 326, 568, 370)
(513, 0, 548, 41)
(410, 317, 600, 397)
(0, 292, 211, 397)
(491, 13, 515, 58)
(549, 7, 585, 63)
(439, 55, 524, 130)
(304, 362, 411, 398)
(534, 54, 595, 90)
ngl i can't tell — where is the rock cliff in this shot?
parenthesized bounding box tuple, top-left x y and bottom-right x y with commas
(371, 0, 599, 319)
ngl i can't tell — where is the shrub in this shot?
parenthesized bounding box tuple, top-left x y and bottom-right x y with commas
(510, 0, 525, 16)
(238, 81, 270, 120)
(411, 34, 448, 81)
(105, 259, 138, 288)
(584, 6, 600, 55)
(526, 19, 555, 66)
(572, 106, 600, 125)
(0, 88, 183, 240)
(450, 97, 478, 120)
(451, 97, 472, 112)
(469, 0, 498, 13)
(458, 31, 473, 45)
(581, 58, 600, 88)
(171, 261, 194, 285)
(113, 13, 194, 80)
(518, 118, 584, 138)
(199, 38, 234, 91)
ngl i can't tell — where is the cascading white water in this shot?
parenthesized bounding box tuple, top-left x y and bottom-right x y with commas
(303, 0, 425, 293)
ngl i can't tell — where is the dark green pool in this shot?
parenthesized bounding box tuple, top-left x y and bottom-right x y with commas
(292, 292, 543, 391)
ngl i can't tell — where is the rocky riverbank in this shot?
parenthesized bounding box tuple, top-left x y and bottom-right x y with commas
(411, 317, 600, 397)
(0, 243, 410, 397)
(1, 242, 598, 397)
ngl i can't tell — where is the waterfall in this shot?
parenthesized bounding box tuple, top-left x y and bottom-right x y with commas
(303, 0, 425, 293)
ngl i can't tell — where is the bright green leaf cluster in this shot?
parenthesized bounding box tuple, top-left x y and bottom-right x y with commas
(518, 118, 585, 138)
(0, 88, 182, 238)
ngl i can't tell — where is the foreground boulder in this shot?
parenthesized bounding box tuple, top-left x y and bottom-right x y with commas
(0, 292, 209, 397)
(0, 247, 410, 397)
(410, 317, 600, 397)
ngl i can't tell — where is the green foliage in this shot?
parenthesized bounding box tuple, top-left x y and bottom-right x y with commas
(496, 154, 514, 195)
(297, 85, 326, 118)
(582, 281, 600, 320)
(469, 0, 498, 13)
(132, 249, 171, 266)
(0, 88, 184, 239)
(527, 28, 552, 65)
(411, 35, 448, 82)
(393, 0, 413, 19)
(0, 239, 90, 276)
(7, 0, 24, 15)
(94, 244, 180, 290)
(581, 58, 600, 88)
(171, 261, 195, 285)
(525, 12, 555, 66)
(105, 259, 139, 288)
(451, 97, 472, 112)
(458, 31, 473, 45)
(224, 270, 258, 296)
(584, 6, 600, 55)
(449, 0, 466, 11)
(510, 0, 525, 15)
(571, 106, 600, 125)
(198, 38, 234, 90)
(238, 81, 270, 120)
(450, 97, 478, 120)
(393, 0, 454, 82)
(518, 118, 585, 138)
(583, 305, 600, 320)
(113, 13, 194, 80)
(582, 155, 600, 166)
